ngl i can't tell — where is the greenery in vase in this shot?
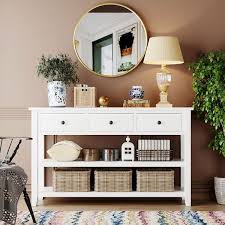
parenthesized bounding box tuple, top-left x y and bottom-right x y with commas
(189, 51, 225, 155)
(37, 54, 79, 85)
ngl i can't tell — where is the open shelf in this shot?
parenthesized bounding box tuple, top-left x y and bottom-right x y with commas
(41, 187, 185, 198)
(43, 159, 184, 168)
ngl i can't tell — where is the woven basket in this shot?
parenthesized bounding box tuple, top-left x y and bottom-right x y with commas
(94, 169, 132, 192)
(137, 150, 172, 161)
(53, 168, 91, 192)
(137, 169, 174, 192)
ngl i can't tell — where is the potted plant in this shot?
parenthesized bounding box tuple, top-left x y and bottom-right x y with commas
(37, 54, 79, 107)
(189, 51, 225, 204)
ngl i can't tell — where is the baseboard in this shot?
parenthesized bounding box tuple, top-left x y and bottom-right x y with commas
(192, 181, 215, 201)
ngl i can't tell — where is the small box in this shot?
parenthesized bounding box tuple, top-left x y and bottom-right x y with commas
(74, 87, 96, 107)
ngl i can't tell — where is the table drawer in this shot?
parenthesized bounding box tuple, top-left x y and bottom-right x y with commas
(89, 114, 133, 132)
(136, 114, 182, 132)
(40, 114, 88, 132)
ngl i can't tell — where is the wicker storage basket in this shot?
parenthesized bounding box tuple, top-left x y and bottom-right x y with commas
(137, 169, 174, 192)
(53, 168, 91, 192)
(94, 169, 132, 192)
(137, 150, 172, 161)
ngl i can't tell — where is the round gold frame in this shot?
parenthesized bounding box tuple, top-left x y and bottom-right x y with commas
(73, 3, 148, 78)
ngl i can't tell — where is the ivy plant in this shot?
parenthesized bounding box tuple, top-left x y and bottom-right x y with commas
(189, 51, 225, 155)
(37, 54, 79, 85)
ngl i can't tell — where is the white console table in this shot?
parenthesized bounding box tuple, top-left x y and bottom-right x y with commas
(30, 107, 192, 206)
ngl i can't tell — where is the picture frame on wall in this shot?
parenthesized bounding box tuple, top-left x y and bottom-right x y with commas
(116, 23, 138, 74)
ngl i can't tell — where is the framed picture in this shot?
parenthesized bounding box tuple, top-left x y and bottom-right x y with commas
(116, 23, 138, 74)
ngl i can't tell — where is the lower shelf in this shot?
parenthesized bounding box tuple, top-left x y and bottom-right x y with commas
(41, 187, 185, 198)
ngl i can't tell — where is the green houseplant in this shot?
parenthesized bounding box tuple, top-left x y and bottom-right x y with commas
(37, 54, 79, 107)
(189, 51, 225, 204)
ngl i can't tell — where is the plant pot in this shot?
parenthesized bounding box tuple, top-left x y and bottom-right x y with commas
(48, 81, 66, 107)
(215, 177, 225, 205)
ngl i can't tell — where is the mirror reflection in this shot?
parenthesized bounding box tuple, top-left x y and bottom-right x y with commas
(74, 4, 147, 77)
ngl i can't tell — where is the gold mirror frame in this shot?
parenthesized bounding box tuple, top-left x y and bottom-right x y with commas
(73, 3, 148, 78)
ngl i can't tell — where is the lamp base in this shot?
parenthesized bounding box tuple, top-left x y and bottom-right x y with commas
(156, 92, 173, 108)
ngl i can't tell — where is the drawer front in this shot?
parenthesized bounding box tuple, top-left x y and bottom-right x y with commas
(136, 114, 182, 132)
(40, 114, 88, 132)
(89, 114, 133, 132)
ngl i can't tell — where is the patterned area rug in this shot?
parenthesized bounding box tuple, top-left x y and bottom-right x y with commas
(3, 211, 225, 225)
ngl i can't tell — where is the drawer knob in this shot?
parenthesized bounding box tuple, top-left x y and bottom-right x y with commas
(109, 120, 113, 125)
(157, 120, 162, 125)
(61, 120, 66, 125)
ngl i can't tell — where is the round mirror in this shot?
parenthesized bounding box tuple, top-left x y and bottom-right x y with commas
(73, 3, 147, 77)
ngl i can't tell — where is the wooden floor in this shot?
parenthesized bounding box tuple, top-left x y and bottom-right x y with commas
(18, 198, 225, 211)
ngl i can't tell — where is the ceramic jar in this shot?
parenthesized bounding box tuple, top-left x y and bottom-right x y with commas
(129, 86, 144, 100)
(48, 81, 66, 107)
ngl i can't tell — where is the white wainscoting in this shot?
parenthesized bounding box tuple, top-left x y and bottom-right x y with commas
(0, 108, 31, 191)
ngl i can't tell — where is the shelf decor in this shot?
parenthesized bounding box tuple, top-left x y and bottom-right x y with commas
(94, 169, 132, 192)
(74, 85, 96, 107)
(37, 54, 79, 107)
(121, 136, 135, 161)
(143, 36, 184, 107)
(53, 168, 91, 192)
(136, 169, 174, 192)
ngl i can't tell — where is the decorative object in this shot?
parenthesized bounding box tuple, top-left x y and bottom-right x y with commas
(82, 149, 100, 161)
(16, 210, 225, 225)
(94, 169, 132, 192)
(123, 99, 150, 107)
(47, 81, 66, 107)
(129, 86, 144, 100)
(47, 141, 82, 161)
(102, 149, 120, 161)
(138, 139, 170, 150)
(143, 36, 184, 107)
(137, 150, 172, 161)
(98, 96, 110, 107)
(117, 23, 137, 73)
(74, 86, 96, 107)
(121, 136, 135, 161)
(37, 54, 78, 107)
(137, 138, 172, 161)
(73, 3, 147, 77)
(189, 51, 225, 156)
(30, 107, 192, 206)
(53, 168, 91, 192)
(136, 170, 174, 192)
(215, 177, 225, 205)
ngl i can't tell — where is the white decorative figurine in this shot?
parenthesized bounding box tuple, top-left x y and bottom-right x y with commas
(121, 136, 135, 161)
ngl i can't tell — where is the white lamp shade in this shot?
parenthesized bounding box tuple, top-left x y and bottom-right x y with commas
(143, 36, 184, 65)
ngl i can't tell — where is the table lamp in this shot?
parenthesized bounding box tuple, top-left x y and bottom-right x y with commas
(143, 36, 184, 107)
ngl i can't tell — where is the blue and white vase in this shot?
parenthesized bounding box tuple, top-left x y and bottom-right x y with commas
(129, 86, 144, 100)
(48, 81, 66, 107)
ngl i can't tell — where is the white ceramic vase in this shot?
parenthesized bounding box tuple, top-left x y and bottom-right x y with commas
(215, 177, 225, 205)
(48, 81, 66, 107)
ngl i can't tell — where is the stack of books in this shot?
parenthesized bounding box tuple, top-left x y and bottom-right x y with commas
(137, 139, 172, 161)
(123, 99, 150, 107)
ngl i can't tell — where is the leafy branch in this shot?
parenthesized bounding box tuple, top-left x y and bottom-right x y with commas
(37, 54, 79, 85)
